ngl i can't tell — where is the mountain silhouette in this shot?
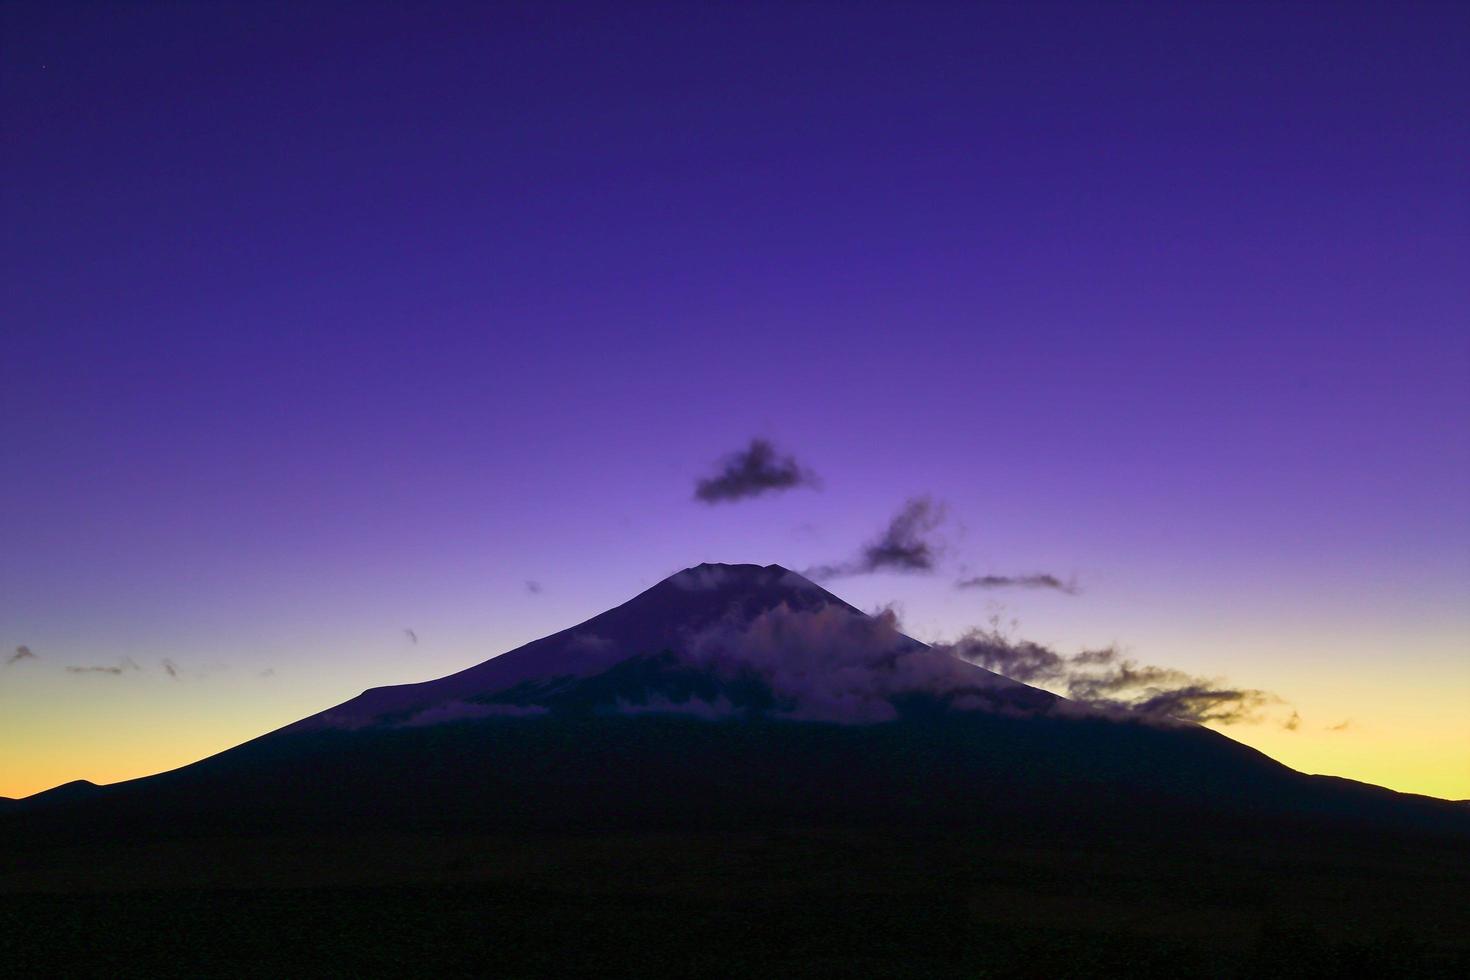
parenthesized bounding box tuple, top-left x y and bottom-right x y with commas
(283, 563, 1052, 730)
(4, 564, 1465, 843)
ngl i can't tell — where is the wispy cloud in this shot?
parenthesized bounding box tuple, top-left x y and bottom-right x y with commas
(525, 580, 543, 594)
(694, 438, 818, 503)
(806, 496, 948, 579)
(404, 628, 418, 645)
(956, 573, 1078, 595)
(1327, 719, 1352, 732)
(162, 659, 180, 679)
(6, 645, 36, 665)
(65, 658, 141, 676)
(940, 627, 1279, 725)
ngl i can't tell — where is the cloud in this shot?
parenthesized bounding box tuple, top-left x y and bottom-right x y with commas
(6, 645, 36, 665)
(673, 601, 1019, 723)
(1120, 685, 1276, 726)
(1327, 719, 1352, 732)
(806, 496, 948, 579)
(568, 632, 616, 653)
(941, 629, 1279, 726)
(404, 628, 418, 645)
(939, 631, 1071, 684)
(615, 693, 739, 720)
(259, 668, 276, 678)
(525, 580, 543, 594)
(694, 438, 818, 503)
(956, 573, 1079, 595)
(1283, 710, 1301, 731)
(65, 658, 141, 676)
(162, 659, 179, 679)
(398, 701, 549, 727)
(1062, 658, 1197, 701)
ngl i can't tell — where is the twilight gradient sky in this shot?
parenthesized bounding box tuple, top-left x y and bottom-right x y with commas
(2, 1, 1467, 800)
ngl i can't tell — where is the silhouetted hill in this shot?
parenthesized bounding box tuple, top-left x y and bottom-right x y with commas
(5, 564, 1464, 846)
(4, 565, 1464, 847)
(5, 779, 99, 813)
(10, 711, 1466, 845)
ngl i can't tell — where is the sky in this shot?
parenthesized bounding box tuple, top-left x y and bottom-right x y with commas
(2, 1, 1467, 801)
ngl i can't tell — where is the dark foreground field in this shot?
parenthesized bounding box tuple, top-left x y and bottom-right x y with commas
(4, 715, 1467, 976)
(4, 827, 1468, 978)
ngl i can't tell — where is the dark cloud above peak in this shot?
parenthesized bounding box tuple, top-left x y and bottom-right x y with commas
(864, 497, 945, 571)
(806, 496, 948, 580)
(6, 645, 36, 665)
(957, 573, 1079, 595)
(694, 438, 818, 503)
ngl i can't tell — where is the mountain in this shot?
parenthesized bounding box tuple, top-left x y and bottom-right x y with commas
(4, 563, 1465, 842)
(284, 562, 1052, 731)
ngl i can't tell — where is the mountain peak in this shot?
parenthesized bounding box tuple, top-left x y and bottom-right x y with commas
(656, 562, 811, 594)
(288, 562, 846, 732)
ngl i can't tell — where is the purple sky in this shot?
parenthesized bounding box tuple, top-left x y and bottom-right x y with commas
(2, 1, 1467, 799)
